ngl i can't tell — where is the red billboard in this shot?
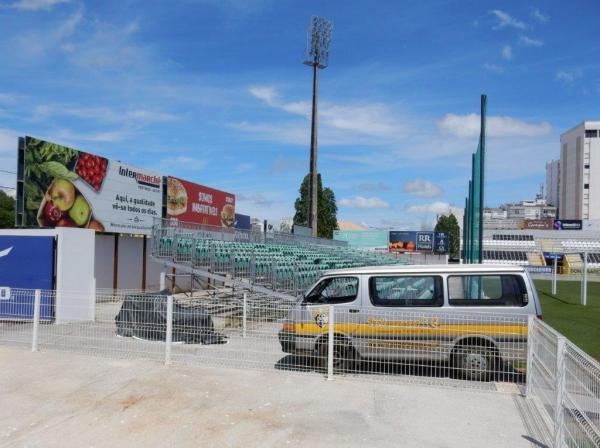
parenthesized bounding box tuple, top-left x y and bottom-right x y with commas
(166, 176, 235, 227)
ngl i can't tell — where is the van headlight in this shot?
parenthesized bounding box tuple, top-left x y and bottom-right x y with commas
(282, 322, 295, 332)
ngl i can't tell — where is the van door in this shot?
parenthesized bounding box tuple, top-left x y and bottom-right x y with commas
(354, 274, 445, 361)
(301, 275, 362, 339)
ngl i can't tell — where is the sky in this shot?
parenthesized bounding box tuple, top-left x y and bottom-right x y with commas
(0, 0, 599, 229)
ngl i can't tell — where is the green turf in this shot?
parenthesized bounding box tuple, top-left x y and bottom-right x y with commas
(533, 279, 600, 360)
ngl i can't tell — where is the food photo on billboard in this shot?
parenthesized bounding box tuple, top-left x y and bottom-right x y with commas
(166, 176, 235, 228)
(20, 137, 162, 235)
(388, 231, 417, 252)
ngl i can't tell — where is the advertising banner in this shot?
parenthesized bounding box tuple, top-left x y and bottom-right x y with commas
(293, 224, 312, 237)
(388, 231, 448, 253)
(0, 235, 54, 320)
(234, 213, 251, 230)
(166, 176, 235, 228)
(522, 219, 554, 230)
(333, 230, 388, 248)
(20, 137, 162, 235)
(553, 219, 582, 230)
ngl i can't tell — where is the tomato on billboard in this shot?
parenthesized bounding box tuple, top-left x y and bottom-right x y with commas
(20, 137, 162, 235)
(166, 176, 235, 227)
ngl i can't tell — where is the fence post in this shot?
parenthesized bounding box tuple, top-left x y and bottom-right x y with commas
(525, 315, 535, 398)
(553, 336, 566, 448)
(552, 256, 557, 295)
(159, 272, 166, 291)
(165, 295, 173, 366)
(581, 252, 588, 306)
(31, 289, 41, 352)
(242, 292, 247, 338)
(327, 305, 335, 381)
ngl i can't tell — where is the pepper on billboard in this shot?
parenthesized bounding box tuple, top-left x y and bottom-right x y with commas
(166, 176, 235, 227)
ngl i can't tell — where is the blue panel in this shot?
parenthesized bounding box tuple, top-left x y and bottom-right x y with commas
(234, 213, 251, 230)
(0, 236, 55, 320)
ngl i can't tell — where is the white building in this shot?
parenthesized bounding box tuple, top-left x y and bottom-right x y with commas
(560, 121, 600, 219)
(545, 159, 560, 209)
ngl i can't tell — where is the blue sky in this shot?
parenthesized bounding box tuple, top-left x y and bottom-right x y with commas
(0, 0, 599, 229)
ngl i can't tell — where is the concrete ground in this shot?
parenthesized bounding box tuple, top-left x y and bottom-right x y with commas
(0, 346, 548, 448)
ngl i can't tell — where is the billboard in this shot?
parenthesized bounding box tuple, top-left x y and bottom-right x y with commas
(333, 230, 388, 249)
(234, 213, 251, 230)
(20, 137, 162, 235)
(0, 235, 54, 320)
(388, 231, 448, 253)
(522, 219, 554, 230)
(166, 176, 235, 228)
(554, 219, 582, 230)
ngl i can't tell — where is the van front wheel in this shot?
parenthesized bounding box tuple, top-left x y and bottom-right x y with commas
(454, 345, 496, 381)
(318, 339, 355, 373)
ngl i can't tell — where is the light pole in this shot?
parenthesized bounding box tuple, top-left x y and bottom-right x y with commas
(303, 16, 332, 237)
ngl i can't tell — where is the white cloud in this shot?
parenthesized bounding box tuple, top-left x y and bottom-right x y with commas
(483, 63, 504, 73)
(489, 10, 528, 30)
(531, 9, 549, 23)
(55, 128, 128, 143)
(437, 114, 551, 138)
(501, 45, 513, 60)
(237, 192, 276, 207)
(556, 70, 582, 84)
(0, 128, 19, 155)
(270, 156, 305, 173)
(519, 35, 543, 47)
(7, 0, 70, 11)
(406, 201, 456, 215)
(33, 104, 178, 123)
(245, 85, 409, 145)
(403, 179, 443, 198)
(235, 163, 254, 173)
(159, 156, 207, 171)
(339, 196, 390, 209)
(357, 182, 389, 192)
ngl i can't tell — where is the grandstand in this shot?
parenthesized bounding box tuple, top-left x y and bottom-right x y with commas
(152, 218, 409, 299)
(481, 229, 600, 272)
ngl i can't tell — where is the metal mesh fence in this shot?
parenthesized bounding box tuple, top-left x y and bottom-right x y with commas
(1, 287, 530, 390)
(527, 318, 600, 447)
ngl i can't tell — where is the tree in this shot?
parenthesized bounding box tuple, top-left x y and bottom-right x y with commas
(293, 173, 338, 239)
(435, 213, 460, 258)
(0, 190, 15, 228)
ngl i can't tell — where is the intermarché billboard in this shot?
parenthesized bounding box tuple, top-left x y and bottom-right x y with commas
(19, 137, 162, 235)
(388, 231, 448, 253)
(166, 176, 235, 228)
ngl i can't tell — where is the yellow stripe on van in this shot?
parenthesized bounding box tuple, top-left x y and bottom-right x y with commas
(294, 321, 527, 337)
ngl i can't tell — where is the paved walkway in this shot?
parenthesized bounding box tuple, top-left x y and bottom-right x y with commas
(0, 346, 546, 448)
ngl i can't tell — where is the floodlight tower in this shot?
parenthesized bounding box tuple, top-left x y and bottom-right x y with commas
(303, 16, 333, 237)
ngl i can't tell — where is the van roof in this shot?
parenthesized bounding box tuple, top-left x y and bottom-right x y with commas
(323, 264, 527, 276)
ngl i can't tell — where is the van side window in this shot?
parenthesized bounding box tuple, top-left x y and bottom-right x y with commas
(304, 277, 359, 304)
(369, 276, 443, 307)
(448, 275, 528, 307)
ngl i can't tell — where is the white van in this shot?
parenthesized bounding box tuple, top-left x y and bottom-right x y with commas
(279, 264, 542, 380)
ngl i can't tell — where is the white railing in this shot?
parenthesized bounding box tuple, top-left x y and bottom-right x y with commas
(527, 317, 600, 447)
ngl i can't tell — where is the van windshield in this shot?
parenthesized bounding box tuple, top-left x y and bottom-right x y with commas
(304, 277, 359, 304)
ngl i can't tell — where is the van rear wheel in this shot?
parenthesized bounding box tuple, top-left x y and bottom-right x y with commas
(454, 345, 496, 381)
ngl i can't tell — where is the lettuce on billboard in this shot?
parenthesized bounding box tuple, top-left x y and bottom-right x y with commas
(20, 137, 162, 235)
(166, 176, 235, 227)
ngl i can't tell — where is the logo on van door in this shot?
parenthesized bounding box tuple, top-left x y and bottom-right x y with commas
(315, 313, 329, 328)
